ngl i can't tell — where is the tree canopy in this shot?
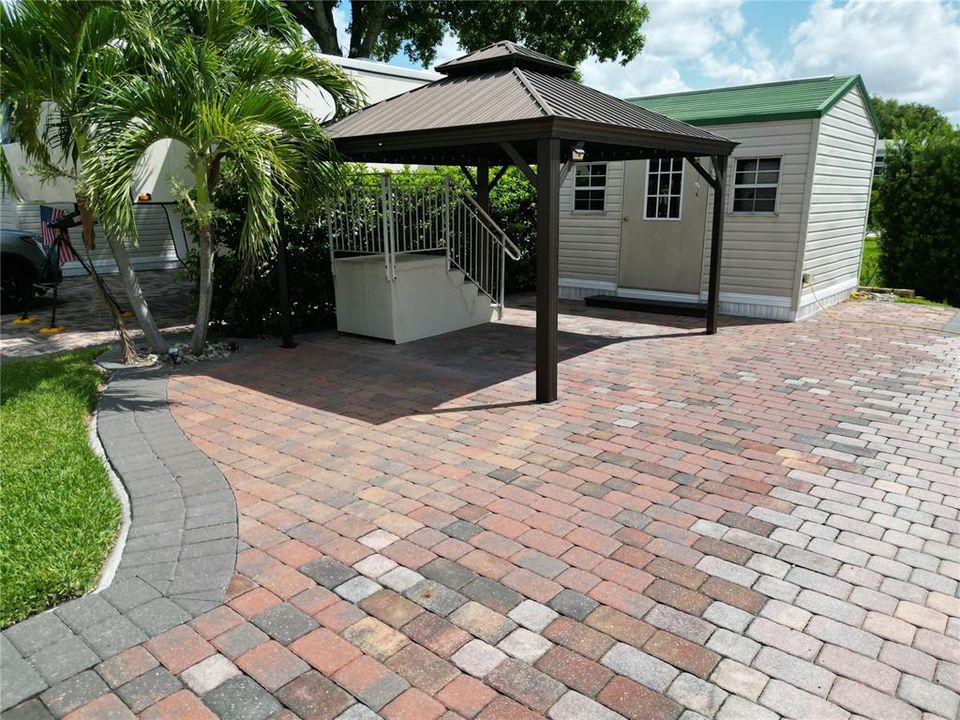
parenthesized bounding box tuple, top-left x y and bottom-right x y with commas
(283, 0, 649, 67)
(871, 95, 952, 138)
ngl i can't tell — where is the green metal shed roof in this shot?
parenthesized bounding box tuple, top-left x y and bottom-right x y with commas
(629, 75, 879, 132)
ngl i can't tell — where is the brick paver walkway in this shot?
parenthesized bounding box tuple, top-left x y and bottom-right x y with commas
(1, 270, 192, 359)
(3, 299, 959, 719)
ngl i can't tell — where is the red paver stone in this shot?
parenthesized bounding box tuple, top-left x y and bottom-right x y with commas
(145, 625, 216, 674)
(96, 646, 159, 688)
(475, 696, 544, 720)
(535, 645, 613, 696)
(140, 690, 218, 720)
(585, 606, 656, 648)
(190, 606, 245, 640)
(386, 644, 459, 693)
(436, 675, 498, 718)
(542, 617, 615, 660)
(63, 693, 135, 720)
(229, 587, 283, 619)
(382, 688, 446, 720)
(598, 675, 684, 720)
(235, 640, 309, 691)
(643, 630, 721, 678)
(289, 628, 362, 675)
(402, 613, 472, 658)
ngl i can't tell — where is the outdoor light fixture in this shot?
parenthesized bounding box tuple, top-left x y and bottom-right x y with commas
(137, 192, 152, 202)
(571, 143, 586, 162)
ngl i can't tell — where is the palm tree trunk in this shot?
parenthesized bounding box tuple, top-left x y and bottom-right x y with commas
(190, 227, 214, 354)
(106, 232, 169, 355)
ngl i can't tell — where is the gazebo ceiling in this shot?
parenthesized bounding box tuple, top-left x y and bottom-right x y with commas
(326, 41, 737, 165)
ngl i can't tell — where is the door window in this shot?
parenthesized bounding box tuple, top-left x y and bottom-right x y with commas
(645, 158, 683, 220)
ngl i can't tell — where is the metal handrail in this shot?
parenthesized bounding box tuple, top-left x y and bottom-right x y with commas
(459, 192, 522, 261)
(328, 173, 519, 316)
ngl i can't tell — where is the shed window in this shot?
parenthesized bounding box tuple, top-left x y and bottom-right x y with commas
(645, 158, 683, 219)
(573, 163, 606, 212)
(733, 158, 781, 213)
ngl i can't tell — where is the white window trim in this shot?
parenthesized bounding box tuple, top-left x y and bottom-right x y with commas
(642, 158, 684, 222)
(729, 155, 782, 216)
(571, 162, 608, 214)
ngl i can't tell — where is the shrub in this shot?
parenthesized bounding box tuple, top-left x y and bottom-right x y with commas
(184, 166, 538, 338)
(874, 127, 960, 306)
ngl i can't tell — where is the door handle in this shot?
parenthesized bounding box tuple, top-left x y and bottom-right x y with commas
(622, 216, 629, 222)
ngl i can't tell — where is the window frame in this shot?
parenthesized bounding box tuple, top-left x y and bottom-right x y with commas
(729, 156, 782, 216)
(571, 162, 608, 214)
(642, 157, 685, 222)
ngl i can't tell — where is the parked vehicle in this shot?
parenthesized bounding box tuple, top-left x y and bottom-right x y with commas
(1, 227, 60, 312)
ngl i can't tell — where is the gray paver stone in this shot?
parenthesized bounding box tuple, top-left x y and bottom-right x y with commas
(3, 615, 74, 657)
(202, 676, 283, 720)
(38, 670, 108, 718)
(78, 616, 147, 658)
(549, 590, 599, 621)
(548, 690, 622, 720)
(668, 672, 728, 717)
(0, 698, 54, 720)
(299, 557, 357, 589)
(250, 604, 318, 645)
(897, 674, 960, 718)
(0, 654, 48, 712)
(403, 580, 467, 617)
(116, 666, 182, 713)
(601, 643, 679, 692)
(125, 597, 191, 636)
(28, 635, 100, 685)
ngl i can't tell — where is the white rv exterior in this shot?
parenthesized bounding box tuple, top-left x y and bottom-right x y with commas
(0, 55, 440, 277)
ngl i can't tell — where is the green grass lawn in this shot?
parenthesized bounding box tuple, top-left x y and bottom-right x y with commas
(1, 348, 120, 628)
(859, 235, 883, 287)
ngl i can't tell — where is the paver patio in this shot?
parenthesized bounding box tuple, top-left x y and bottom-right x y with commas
(1, 270, 192, 360)
(2, 298, 959, 720)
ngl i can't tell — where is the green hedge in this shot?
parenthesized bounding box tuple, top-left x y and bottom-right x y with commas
(874, 128, 960, 306)
(185, 167, 538, 338)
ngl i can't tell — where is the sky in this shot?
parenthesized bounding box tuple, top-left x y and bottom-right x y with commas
(335, 0, 960, 125)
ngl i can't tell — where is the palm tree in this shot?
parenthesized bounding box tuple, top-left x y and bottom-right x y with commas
(1, 0, 170, 355)
(87, 0, 361, 354)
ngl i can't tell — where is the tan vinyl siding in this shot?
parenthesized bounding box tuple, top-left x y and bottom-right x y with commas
(558, 160, 623, 284)
(699, 118, 816, 298)
(11, 200, 181, 275)
(803, 85, 876, 289)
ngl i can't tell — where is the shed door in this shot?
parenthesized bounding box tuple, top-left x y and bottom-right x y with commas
(618, 159, 708, 293)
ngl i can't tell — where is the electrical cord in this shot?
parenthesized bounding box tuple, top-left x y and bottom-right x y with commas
(804, 275, 960, 337)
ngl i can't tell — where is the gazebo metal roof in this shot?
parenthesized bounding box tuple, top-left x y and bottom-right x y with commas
(327, 42, 737, 165)
(323, 43, 736, 404)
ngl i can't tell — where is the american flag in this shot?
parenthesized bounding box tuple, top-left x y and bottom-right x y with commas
(40, 205, 78, 264)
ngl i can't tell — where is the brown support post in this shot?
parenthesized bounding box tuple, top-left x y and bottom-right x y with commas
(536, 138, 560, 403)
(477, 160, 490, 212)
(706, 154, 727, 334)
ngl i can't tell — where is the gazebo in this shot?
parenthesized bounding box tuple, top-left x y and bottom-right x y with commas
(327, 41, 737, 403)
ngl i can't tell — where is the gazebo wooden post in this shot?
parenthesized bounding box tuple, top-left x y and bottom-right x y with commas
(706, 154, 727, 335)
(536, 137, 561, 403)
(477, 160, 490, 212)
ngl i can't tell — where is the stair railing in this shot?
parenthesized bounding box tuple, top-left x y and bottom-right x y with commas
(328, 173, 520, 315)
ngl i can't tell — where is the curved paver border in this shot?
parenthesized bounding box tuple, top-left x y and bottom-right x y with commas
(0, 365, 238, 712)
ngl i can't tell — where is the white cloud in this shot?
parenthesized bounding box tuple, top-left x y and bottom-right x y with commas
(579, 0, 750, 98)
(789, 0, 960, 122)
(431, 33, 462, 68)
(578, 0, 959, 123)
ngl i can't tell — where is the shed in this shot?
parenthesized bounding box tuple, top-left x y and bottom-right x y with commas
(557, 76, 879, 321)
(325, 40, 737, 402)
